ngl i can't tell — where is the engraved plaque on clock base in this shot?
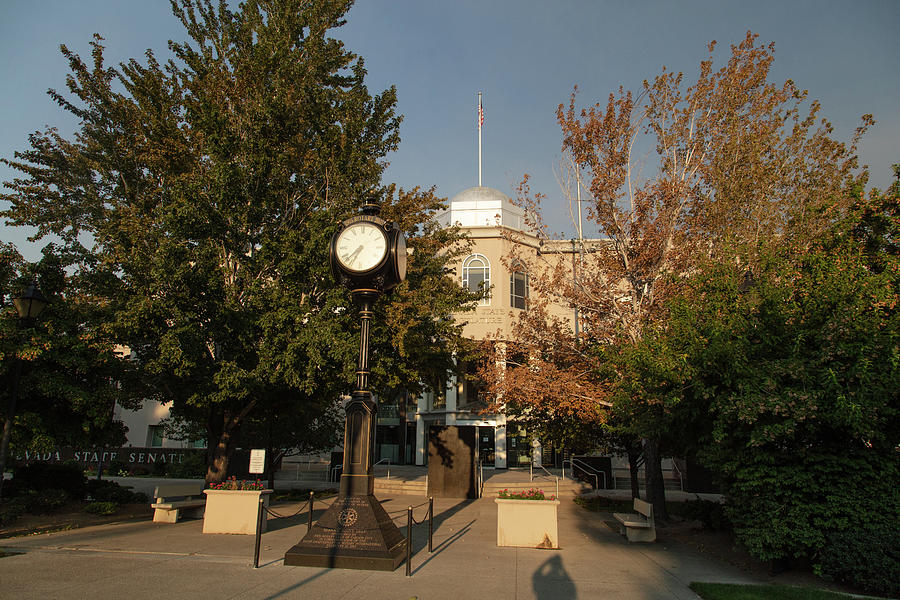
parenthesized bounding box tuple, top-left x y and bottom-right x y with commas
(283, 494, 406, 571)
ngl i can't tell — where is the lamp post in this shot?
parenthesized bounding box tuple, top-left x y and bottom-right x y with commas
(0, 283, 48, 499)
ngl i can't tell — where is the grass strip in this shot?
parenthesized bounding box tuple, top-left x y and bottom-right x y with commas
(690, 582, 857, 600)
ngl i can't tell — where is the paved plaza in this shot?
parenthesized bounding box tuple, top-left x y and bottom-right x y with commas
(0, 484, 768, 600)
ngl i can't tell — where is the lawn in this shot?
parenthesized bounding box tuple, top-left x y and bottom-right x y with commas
(690, 583, 858, 600)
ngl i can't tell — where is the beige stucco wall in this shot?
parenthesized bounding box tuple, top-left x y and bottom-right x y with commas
(451, 226, 581, 341)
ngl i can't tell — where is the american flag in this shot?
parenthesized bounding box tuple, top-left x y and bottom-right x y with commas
(478, 97, 484, 129)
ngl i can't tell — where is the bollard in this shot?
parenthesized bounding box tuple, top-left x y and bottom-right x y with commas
(253, 495, 264, 568)
(405, 506, 413, 577)
(307, 491, 314, 533)
(428, 497, 434, 553)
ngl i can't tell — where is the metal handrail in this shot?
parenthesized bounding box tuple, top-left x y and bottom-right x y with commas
(477, 459, 484, 498)
(671, 460, 685, 491)
(530, 462, 555, 482)
(329, 464, 342, 482)
(373, 457, 391, 479)
(562, 458, 606, 490)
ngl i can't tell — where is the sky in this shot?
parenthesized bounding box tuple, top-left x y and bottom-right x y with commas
(1, 0, 898, 261)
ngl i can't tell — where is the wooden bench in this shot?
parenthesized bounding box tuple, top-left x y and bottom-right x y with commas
(613, 498, 656, 542)
(151, 482, 206, 523)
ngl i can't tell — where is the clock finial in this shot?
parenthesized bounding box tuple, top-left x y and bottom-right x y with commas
(360, 197, 380, 216)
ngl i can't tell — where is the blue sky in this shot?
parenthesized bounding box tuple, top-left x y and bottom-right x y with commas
(2, 0, 898, 260)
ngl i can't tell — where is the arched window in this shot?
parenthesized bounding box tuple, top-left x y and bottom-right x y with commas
(509, 263, 528, 309)
(462, 254, 491, 305)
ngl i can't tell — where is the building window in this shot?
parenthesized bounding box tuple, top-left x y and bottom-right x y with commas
(147, 425, 164, 448)
(510, 266, 528, 309)
(462, 254, 491, 305)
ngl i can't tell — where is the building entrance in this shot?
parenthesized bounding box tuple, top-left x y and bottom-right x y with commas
(478, 426, 495, 466)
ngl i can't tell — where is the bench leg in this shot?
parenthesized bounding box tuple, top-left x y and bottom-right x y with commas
(625, 526, 656, 543)
(153, 508, 180, 524)
(183, 506, 206, 520)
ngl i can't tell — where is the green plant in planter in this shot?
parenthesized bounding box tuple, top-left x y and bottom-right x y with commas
(497, 488, 556, 500)
(208, 477, 265, 491)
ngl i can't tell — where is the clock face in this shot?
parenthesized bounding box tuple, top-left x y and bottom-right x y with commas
(335, 222, 388, 273)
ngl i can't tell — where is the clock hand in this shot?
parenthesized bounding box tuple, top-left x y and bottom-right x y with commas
(347, 245, 364, 265)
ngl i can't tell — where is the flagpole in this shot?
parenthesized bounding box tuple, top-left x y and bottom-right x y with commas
(477, 91, 482, 187)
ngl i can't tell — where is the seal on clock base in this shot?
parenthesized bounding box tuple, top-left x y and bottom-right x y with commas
(283, 494, 407, 570)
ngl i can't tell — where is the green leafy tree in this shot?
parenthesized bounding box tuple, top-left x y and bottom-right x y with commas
(1, 247, 143, 497)
(1, 0, 409, 482)
(3, 1, 478, 483)
(655, 170, 899, 583)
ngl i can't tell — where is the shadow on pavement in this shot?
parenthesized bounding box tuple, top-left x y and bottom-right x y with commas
(532, 554, 576, 600)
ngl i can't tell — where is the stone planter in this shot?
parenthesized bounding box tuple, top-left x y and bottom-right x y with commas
(495, 498, 560, 548)
(202, 489, 273, 535)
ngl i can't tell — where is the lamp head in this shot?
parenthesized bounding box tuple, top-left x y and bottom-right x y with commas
(12, 283, 48, 321)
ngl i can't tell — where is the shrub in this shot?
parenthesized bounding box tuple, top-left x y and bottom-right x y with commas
(0, 498, 27, 526)
(151, 459, 167, 476)
(816, 527, 900, 596)
(85, 479, 143, 504)
(107, 460, 128, 475)
(24, 489, 69, 514)
(13, 463, 86, 499)
(83, 501, 119, 516)
(678, 499, 731, 531)
(165, 452, 207, 479)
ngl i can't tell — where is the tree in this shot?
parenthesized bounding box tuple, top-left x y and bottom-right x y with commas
(483, 32, 871, 518)
(1, 0, 472, 482)
(656, 171, 899, 585)
(1, 246, 144, 496)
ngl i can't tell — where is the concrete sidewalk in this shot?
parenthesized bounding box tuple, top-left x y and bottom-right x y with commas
(0, 492, 761, 600)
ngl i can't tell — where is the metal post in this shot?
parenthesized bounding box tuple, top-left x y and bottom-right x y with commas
(428, 497, 434, 553)
(253, 495, 264, 568)
(307, 491, 314, 534)
(405, 506, 413, 577)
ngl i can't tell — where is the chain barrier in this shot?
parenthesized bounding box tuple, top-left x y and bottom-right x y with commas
(253, 491, 337, 568)
(252, 492, 434, 575)
(405, 497, 434, 577)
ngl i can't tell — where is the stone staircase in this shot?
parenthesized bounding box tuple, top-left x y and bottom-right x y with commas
(273, 463, 679, 496)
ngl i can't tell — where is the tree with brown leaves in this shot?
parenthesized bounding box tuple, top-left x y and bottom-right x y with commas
(482, 32, 872, 518)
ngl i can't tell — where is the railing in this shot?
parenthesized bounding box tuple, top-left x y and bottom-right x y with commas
(374, 457, 392, 479)
(529, 463, 560, 498)
(529, 462, 555, 482)
(562, 458, 606, 490)
(476, 459, 484, 498)
(671, 460, 685, 491)
(329, 464, 342, 482)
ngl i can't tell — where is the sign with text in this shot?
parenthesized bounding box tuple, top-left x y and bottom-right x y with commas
(12, 447, 203, 467)
(249, 449, 266, 474)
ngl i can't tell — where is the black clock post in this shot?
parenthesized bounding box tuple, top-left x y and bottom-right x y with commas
(284, 203, 407, 571)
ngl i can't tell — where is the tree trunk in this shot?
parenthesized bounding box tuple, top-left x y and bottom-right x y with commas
(643, 438, 668, 521)
(205, 410, 240, 484)
(266, 446, 276, 491)
(0, 357, 23, 500)
(626, 442, 642, 500)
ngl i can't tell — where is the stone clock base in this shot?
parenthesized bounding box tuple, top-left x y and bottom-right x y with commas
(283, 494, 406, 571)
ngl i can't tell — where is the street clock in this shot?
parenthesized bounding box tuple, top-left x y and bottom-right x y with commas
(330, 205, 406, 292)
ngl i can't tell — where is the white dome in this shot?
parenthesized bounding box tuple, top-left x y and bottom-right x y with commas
(449, 186, 513, 206)
(439, 186, 526, 230)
